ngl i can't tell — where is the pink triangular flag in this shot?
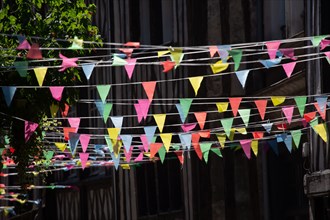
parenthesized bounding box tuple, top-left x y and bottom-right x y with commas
(67, 118, 80, 132)
(124, 58, 137, 79)
(282, 62, 296, 78)
(254, 100, 268, 120)
(229, 97, 242, 117)
(24, 121, 38, 142)
(320, 39, 330, 50)
(279, 48, 297, 60)
(324, 51, 330, 60)
(266, 41, 281, 59)
(194, 112, 207, 130)
(142, 81, 156, 101)
(140, 134, 149, 152)
(17, 39, 31, 50)
(79, 134, 90, 153)
(282, 106, 294, 124)
(138, 99, 151, 120)
(134, 152, 144, 162)
(124, 147, 133, 162)
(181, 123, 196, 132)
(137, 145, 144, 152)
(134, 103, 143, 123)
(79, 153, 89, 170)
(49, 86, 64, 101)
(209, 46, 218, 57)
(59, 53, 78, 72)
(240, 139, 252, 159)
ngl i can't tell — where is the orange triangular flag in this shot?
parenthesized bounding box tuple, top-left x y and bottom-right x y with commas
(194, 112, 207, 130)
(254, 100, 267, 120)
(150, 143, 163, 158)
(142, 81, 156, 101)
(175, 151, 184, 164)
(314, 102, 326, 120)
(63, 127, 76, 141)
(192, 133, 202, 160)
(252, 131, 264, 139)
(304, 111, 317, 122)
(229, 97, 242, 117)
(162, 60, 176, 72)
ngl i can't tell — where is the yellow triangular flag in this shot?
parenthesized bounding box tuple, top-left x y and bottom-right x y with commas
(313, 123, 328, 142)
(153, 114, 166, 133)
(235, 127, 247, 135)
(251, 140, 258, 156)
(50, 103, 59, 118)
(210, 60, 229, 74)
(271, 96, 286, 106)
(189, 76, 203, 96)
(160, 133, 172, 152)
(55, 142, 67, 152)
(170, 48, 184, 66)
(107, 128, 121, 140)
(216, 102, 229, 112)
(229, 129, 235, 141)
(216, 133, 226, 148)
(34, 67, 47, 86)
(158, 50, 170, 57)
(121, 164, 130, 169)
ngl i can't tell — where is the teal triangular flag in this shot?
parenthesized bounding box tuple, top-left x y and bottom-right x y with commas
(110, 152, 120, 170)
(95, 101, 104, 116)
(97, 85, 111, 103)
(112, 55, 128, 66)
(211, 148, 223, 157)
(103, 103, 113, 123)
(235, 70, 250, 88)
(175, 103, 186, 123)
(179, 98, 193, 120)
(68, 132, 80, 155)
(120, 135, 133, 152)
(14, 61, 28, 77)
(262, 122, 273, 133)
(221, 118, 234, 137)
(291, 130, 302, 148)
(294, 96, 307, 117)
(158, 146, 166, 164)
(284, 135, 293, 153)
(82, 64, 95, 80)
(179, 133, 192, 150)
(2, 86, 17, 107)
(238, 109, 250, 127)
(228, 49, 243, 71)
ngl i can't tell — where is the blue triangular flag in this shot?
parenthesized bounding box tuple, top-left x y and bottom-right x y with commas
(259, 58, 281, 68)
(68, 132, 80, 155)
(95, 101, 104, 116)
(110, 152, 120, 170)
(82, 63, 95, 80)
(175, 103, 186, 123)
(283, 135, 293, 153)
(267, 139, 279, 156)
(315, 96, 328, 113)
(276, 133, 287, 143)
(261, 122, 273, 133)
(179, 133, 192, 150)
(235, 70, 250, 88)
(2, 86, 17, 107)
(120, 135, 133, 152)
(144, 126, 157, 143)
(110, 116, 124, 129)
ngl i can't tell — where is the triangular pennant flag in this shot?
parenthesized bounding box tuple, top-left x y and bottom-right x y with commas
(140, 135, 149, 152)
(194, 112, 207, 130)
(294, 96, 307, 117)
(181, 123, 196, 132)
(43, 150, 54, 161)
(103, 103, 113, 123)
(238, 109, 250, 127)
(175, 151, 184, 164)
(179, 98, 193, 120)
(283, 135, 293, 153)
(144, 126, 157, 143)
(158, 50, 170, 57)
(105, 136, 113, 152)
(266, 41, 281, 59)
(150, 143, 163, 158)
(61, 103, 70, 117)
(124, 147, 133, 162)
(27, 43, 43, 59)
(279, 48, 297, 60)
(324, 51, 330, 63)
(271, 96, 286, 106)
(142, 81, 156, 101)
(179, 133, 192, 150)
(110, 152, 120, 170)
(68, 132, 80, 155)
(312, 123, 328, 142)
(79, 134, 90, 153)
(311, 35, 327, 47)
(59, 53, 78, 71)
(192, 133, 202, 160)
(235, 127, 247, 134)
(138, 99, 151, 120)
(14, 61, 28, 77)
(124, 58, 137, 79)
(189, 76, 203, 96)
(282, 62, 296, 78)
(199, 130, 210, 138)
(251, 140, 258, 156)
(160, 133, 172, 152)
(24, 121, 38, 142)
(134, 103, 144, 123)
(314, 102, 326, 120)
(81, 64, 95, 80)
(211, 60, 229, 73)
(79, 153, 89, 170)
(259, 58, 281, 68)
(254, 100, 267, 120)
(268, 140, 279, 156)
(240, 139, 252, 159)
(112, 55, 128, 66)
(320, 39, 330, 50)
(107, 128, 120, 140)
(68, 117, 80, 133)
(95, 101, 105, 116)
(211, 148, 223, 157)
(158, 146, 166, 164)
(49, 86, 64, 101)
(310, 117, 319, 128)
(235, 70, 250, 88)
(221, 117, 234, 137)
(153, 114, 166, 132)
(304, 111, 316, 123)
(134, 152, 144, 162)
(228, 50, 243, 71)
(2, 86, 17, 107)
(209, 46, 219, 57)
(170, 48, 184, 66)
(315, 96, 328, 113)
(216, 102, 229, 113)
(33, 67, 47, 86)
(291, 130, 302, 148)
(262, 122, 273, 133)
(282, 106, 294, 124)
(162, 60, 176, 72)
(110, 116, 124, 130)
(17, 39, 31, 50)
(97, 85, 111, 103)
(69, 36, 84, 49)
(218, 45, 231, 61)
(63, 127, 76, 141)
(120, 135, 133, 152)
(200, 142, 212, 163)
(252, 131, 264, 139)
(55, 143, 67, 152)
(229, 97, 242, 117)
(50, 103, 59, 118)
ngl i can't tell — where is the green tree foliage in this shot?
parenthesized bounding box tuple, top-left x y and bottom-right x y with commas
(0, 0, 102, 185)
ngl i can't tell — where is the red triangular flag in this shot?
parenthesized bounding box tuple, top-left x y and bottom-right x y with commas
(162, 60, 175, 72)
(27, 43, 43, 59)
(175, 151, 184, 165)
(199, 130, 210, 138)
(229, 97, 242, 117)
(254, 100, 268, 120)
(150, 143, 163, 159)
(252, 131, 264, 139)
(63, 127, 76, 141)
(304, 111, 317, 122)
(61, 103, 70, 117)
(314, 102, 326, 120)
(142, 81, 156, 101)
(192, 133, 202, 160)
(194, 112, 207, 130)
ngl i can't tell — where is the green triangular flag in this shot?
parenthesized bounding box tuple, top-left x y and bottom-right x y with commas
(171, 144, 180, 151)
(200, 142, 212, 163)
(179, 98, 193, 120)
(238, 109, 250, 127)
(105, 136, 113, 152)
(103, 103, 113, 123)
(310, 117, 319, 127)
(14, 61, 28, 77)
(43, 150, 54, 160)
(112, 55, 128, 66)
(294, 96, 307, 117)
(158, 146, 166, 164)
(291, 130, 302, 148)
(170, 48, 184, 66)
(97, 85, 111, 103)
(211, 148, 223, 157)
(228, 50, 243, 71)
(221, 118, 234, 138)
(311, 35, 327, 47)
